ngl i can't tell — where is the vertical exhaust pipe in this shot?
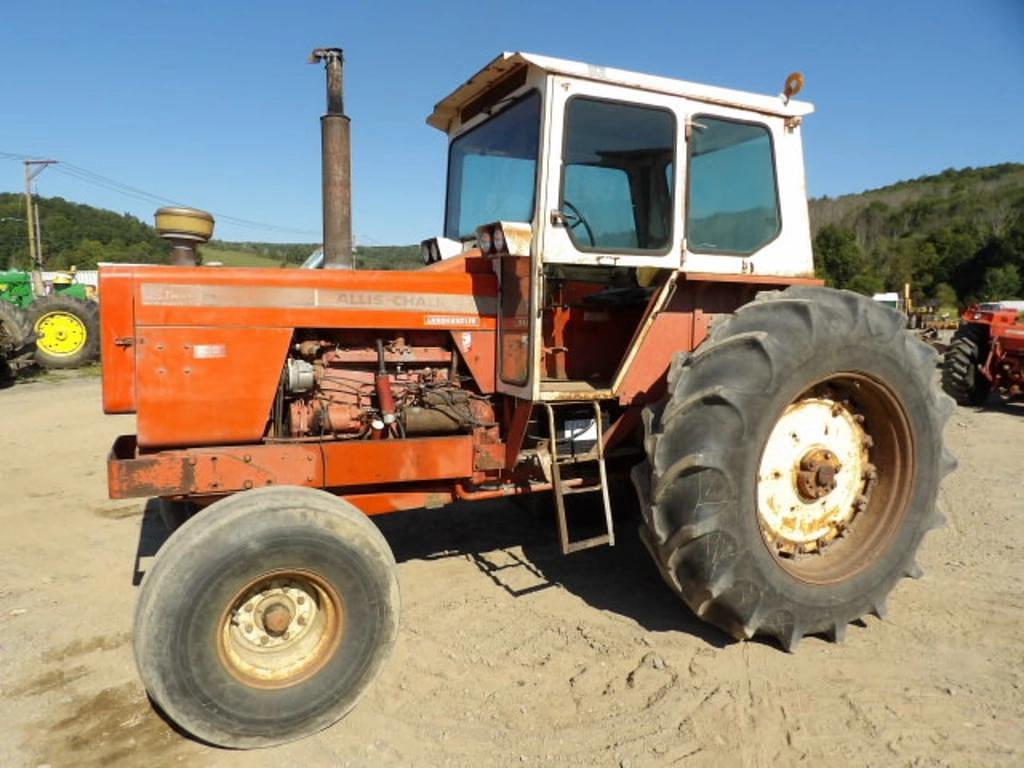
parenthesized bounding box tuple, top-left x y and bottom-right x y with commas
(310, 47, 353, 269)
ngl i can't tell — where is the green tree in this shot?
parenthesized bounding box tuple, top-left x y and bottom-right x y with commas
(813, 225, 863, 288)
(933, 282, 958, 311)
(981, 264, 1021, 301)
(847, 272, 885, 296)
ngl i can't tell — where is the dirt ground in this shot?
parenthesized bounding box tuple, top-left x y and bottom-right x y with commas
(1, 371, 1022, 768)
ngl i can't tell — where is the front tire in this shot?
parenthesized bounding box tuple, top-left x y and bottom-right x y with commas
(633, 286, 956, 650)
(134, 487, 400, 748)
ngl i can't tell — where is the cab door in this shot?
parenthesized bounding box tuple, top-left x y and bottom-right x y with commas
(539, 75, 685, 270)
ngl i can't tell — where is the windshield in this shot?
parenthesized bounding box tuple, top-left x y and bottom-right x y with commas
(444, 91, 540, 240)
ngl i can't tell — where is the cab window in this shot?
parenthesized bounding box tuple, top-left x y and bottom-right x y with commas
(686, 116, 780, 254)
(560, 98, 675, 252)
(445, 91, 541, 240)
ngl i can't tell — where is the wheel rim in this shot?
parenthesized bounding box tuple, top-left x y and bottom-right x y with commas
(35, 311, 87, 357)
(756, 373, 915, 584)
(217, 569, 344, 689)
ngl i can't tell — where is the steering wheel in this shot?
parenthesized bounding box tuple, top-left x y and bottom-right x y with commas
(561, 199, 596, 247)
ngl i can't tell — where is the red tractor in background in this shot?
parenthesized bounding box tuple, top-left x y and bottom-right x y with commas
(942, 302, 1024, 405)
(100, 49, 956, 748)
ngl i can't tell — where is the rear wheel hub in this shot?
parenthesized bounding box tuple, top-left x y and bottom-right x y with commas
(757, 393, 870, 556)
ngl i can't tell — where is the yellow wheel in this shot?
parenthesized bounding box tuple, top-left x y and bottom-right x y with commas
(35, 310, 88, 357)
(27, 295, 99, 369)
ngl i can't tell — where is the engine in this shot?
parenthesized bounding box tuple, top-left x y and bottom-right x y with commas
(276, 333, 495, 441)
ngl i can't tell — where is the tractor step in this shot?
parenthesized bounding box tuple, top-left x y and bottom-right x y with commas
(541, 400, 615, 555)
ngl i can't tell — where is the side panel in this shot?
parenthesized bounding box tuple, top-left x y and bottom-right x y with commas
(130, 263, 497, 332)
(136, 326, 292, 448)
(451, 329, 496, 393)
(99, 266, 137, 413)
(614, 276, 822, 405)
(108, 434, 476, 499)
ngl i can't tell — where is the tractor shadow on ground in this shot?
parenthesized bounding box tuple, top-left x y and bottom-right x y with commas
(130, 493, 731, 648)
(132, 499, 171, 586)
(985, 397, 1024, 416)
(373, 497, 731, 649)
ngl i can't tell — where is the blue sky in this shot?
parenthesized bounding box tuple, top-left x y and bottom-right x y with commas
(1, 0, 1021, 245)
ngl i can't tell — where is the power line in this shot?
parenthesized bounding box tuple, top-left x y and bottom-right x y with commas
(1, 150, 321, 238)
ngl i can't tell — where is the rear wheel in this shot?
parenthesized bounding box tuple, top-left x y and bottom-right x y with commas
(633, 286, 956, 650)
(0, 300, 33, 351)
(134, 486, 400, 747)
(941, 323, 990, 406)
(0, 302, 34, 384)
(28, 294, 99, 369)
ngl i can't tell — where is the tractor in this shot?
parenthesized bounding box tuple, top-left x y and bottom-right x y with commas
(0, 267, 99, 369)
(100, 50, 955, 748)
(942, 301, 1024, 404)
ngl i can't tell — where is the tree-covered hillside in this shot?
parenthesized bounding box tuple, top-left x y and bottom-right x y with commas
(4, 162, 1023, 303)
(0, 192, 422, 271)
(0, 192, 170, 268)
(810, 163, 1024, 305)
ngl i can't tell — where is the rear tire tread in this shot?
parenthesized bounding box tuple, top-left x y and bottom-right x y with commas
(633, 287, 953, 651)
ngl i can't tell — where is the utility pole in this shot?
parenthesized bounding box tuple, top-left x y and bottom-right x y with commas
(23, 159, 58, 294)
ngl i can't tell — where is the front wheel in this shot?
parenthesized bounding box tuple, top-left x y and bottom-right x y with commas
(633, 286, 956, 650)
(134, 487, 400, 748)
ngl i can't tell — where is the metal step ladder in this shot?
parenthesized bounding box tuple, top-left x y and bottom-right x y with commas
(541, 400, 615, 554)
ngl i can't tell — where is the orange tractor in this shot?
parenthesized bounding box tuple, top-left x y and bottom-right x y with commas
(101, 50, 955, 747)
(942, 301, 1024, 405)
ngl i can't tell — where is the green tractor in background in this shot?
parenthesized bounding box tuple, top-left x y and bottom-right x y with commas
(0, 268, 100, 369)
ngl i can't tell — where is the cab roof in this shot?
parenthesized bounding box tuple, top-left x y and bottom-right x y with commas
(427, 51, 814, 132)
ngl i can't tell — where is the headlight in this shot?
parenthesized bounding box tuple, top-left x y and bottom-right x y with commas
(492, 227, 505, 253)
(477, 228, 493, 254)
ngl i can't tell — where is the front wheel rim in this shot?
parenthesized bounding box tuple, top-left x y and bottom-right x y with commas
(217, 569, 344, 689)
(756, 373, 915, 585)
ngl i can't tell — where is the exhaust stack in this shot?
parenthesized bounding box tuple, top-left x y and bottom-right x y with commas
(310, 47, 353, 270)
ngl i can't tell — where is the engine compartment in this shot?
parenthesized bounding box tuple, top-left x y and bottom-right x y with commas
(275, 330, 497, 442)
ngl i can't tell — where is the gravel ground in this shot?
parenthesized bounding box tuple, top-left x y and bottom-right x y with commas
(1, 372, 1022, 768)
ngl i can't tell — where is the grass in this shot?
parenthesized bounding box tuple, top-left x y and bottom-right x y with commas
(198, 245, 294, 268)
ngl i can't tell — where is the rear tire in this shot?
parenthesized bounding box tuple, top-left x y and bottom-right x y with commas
(0, 301, 34, 357)
(941, 323, 990, 406)
(28, 294, 99, 369)
(633, 286, 956, 650)
(134, 486, 400, 748)
(0, 302, 34, 386)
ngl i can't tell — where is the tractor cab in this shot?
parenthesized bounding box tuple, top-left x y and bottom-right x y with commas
(426, 52, 816, 401)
